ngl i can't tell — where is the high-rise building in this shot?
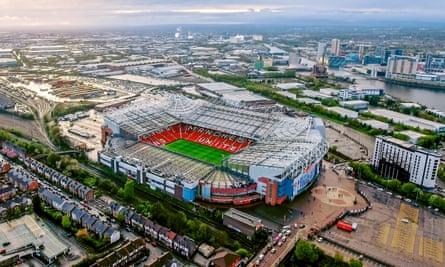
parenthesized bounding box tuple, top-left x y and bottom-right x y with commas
(425, 54, 445, 73)
(386, 55, 418, 78)
(317, 42, 327, 64)
(331, 39, 341, 56)
(358, 44, 364, 62)
(372, 136, 440, 189)
(288, 52, 300, 68)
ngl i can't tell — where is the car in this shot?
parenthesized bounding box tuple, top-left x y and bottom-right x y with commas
(395, 195, 403, 199)
(271, 248, 276, 254)
(281, 237, 287, 243)
(299, 224, 306, 229)
(255, 260, 260, 266)
(266, 244, 272, 251)
(404, 198, 412, 203)
(258, 254, 265, 261)
(277, 241, 283, 247)
(294, 223, 298, 229)
(285, 230, 291, 236)
(151, 241, 157, 247)
(317, 237, 323, 243)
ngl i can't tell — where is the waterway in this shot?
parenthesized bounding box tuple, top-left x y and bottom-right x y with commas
(331, 69, 445, 111)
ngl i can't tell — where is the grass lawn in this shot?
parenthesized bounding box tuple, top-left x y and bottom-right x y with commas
(163, 139, 231, 166)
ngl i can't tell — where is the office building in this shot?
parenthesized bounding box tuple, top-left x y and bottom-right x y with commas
(386, 55, 418, 78)
(317, 42, 327, 64)
(372, 136, 440, 189)
(358, 44, 364, 62)
(425, 54, 445, 73)
(328, 56, 346, 68)
(331, 39, 341, 56)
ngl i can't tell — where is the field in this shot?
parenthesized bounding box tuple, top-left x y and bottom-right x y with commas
(163, 139, 231, 166)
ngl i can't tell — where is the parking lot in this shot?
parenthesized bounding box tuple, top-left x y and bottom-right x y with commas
(322, 182, 445, 267)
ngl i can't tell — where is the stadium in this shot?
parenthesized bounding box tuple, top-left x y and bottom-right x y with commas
(98, 91, 328, 206)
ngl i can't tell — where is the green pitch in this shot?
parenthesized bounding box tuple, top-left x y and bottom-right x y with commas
(163, 139, 231, 166)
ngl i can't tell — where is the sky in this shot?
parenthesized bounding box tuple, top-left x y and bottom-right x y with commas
(1, 0, 445, 29)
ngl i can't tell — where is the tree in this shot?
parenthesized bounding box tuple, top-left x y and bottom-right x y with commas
(116, 212, 125, 225)
(401, 183, 417, 197)
(413, 187, 423, 202)
(76, 228, 89, 240)
(236, 248, 251, 258)
(123, 179, 135, 200)
(387, 179, 402, 192)
(428, 194, 442, 208)
(349, 258, 363, 267)
(62, 215, 72, 229)
(295, 240, 319, 263)
(46, 152, 61, 167)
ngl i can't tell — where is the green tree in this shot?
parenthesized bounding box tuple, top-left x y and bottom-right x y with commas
(387, 179, 402, 192)
(116, 212, 125, 225)
(46, 152, 61, 167)
(62, 215, 71, 229)
(123, 179, 135, 200)
(295, 240, 319, 263)
(236, 248, 251, 258)
(428, 194, 442, 208)
(438, 164, 445, 182)
(401, 183, 417, 197)
(413, 187, 424, 202)
(349, 258, 363, 267)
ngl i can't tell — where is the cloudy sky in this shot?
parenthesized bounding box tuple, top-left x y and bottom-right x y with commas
(1, 0, 444, 28)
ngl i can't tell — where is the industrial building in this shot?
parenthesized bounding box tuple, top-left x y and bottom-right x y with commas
(222, 208, 262, 238)
(326, 106, 358, 119)
(372, 136, 441, 189)
(386, 55, 418, 78)
(339, 100, 369, 111)
(368, 109, 445, 133)
(196, 82, 274, 108)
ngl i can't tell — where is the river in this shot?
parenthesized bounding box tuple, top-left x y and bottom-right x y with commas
(330, 69, 445, 111)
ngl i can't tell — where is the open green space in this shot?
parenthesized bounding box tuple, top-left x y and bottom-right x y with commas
(163, 139, 231, 166)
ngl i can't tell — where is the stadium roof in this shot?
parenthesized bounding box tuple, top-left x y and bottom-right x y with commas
(104, 93, 328, 173)
(227, 130, 327, 173)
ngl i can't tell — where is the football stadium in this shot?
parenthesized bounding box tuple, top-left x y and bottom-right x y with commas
(99, 93, 328, 206)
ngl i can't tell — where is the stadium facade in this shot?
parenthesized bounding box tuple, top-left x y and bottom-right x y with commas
(98, 93, 328, 206)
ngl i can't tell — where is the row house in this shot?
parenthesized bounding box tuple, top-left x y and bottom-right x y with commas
(81, 213, 98, 230)
(38, 188, 120, 244)
(0, 196, 32, 219)
(173, 235, 197, 259)
(130, 213, 146, 232)
(71, 207, 87, 223)
(62, 202, 76, 215)
(108, 200, 197, 259)
(6, 168, 39, 191)
(92, 238, 146, 267)
(24, 158, 94, 201)
(109, 201, 125, 218)
(38, 188, 66, 211)
(0, 186, 16, 202)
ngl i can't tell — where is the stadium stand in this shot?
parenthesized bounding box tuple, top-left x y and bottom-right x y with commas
(100, 93, 328, 205)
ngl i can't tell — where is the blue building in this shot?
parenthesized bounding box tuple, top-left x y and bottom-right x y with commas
(328, 56, 346, 68)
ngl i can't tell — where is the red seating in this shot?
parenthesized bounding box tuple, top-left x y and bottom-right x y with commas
(139, 123, 253, 153)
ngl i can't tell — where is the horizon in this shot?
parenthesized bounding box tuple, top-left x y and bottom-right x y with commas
(2, 0, 445, 30)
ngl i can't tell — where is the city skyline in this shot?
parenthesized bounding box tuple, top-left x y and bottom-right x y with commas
(2, 0, 445, 29)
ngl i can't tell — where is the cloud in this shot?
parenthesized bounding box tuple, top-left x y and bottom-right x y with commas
(1, 0, 444, 28)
